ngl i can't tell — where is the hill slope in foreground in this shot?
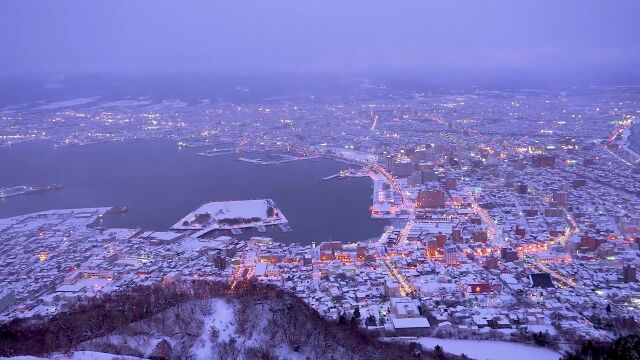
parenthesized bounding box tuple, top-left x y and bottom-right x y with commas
(0, 280, 463, 360)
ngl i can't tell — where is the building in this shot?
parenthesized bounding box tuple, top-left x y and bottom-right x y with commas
(515, 183, 529, 195)
(444, 178, 457, 190)
(473, 230, 488, 243)
(529, 273, 555, 288)
(572, 179, 587, 189)
(320, 241, 343, 252)
(485, 255, 499, 270)
(392, 159, 414, 177)
(421, 169, 438, 182)
(391, 317, 431, 336)
(596, 243, 614, 260)
(426, 239, 439, 257)
(552, 192, 568, 207)
(580, 235, 599, 252)
(384, 155, 394, 171)
(501, 247, 519, 262)
(444, 245, 459, 266)
(145, 231, 187, 246)
(622, 264, 637, 283)
(466, 283, 494, 295)
(417, 190, 445, 209)
(408, 171, 423, 187)
(532, 155, 557, 168)
(210, 253, 227, 270)
(385, 280, 402, 297)
(435, 233, 447, 248)
(412, 150, 429, 164)
(390, 298, 420, 318)
(451, 227, 462, 243)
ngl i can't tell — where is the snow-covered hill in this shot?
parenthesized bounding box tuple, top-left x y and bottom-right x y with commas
(0, 280, 455, 360)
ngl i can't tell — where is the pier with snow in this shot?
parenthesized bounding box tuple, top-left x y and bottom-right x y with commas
(170, 199, 290, 237)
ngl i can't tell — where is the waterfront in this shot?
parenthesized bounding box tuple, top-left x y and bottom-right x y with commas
(0, 140, 385, 244)
(630, 121, 640, 156)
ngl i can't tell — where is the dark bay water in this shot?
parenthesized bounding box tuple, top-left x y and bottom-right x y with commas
(0, 141, 385, 244)
(630, 122, 640, 155)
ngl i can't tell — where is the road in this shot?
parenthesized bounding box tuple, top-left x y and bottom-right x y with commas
(383, 258, 413, 296)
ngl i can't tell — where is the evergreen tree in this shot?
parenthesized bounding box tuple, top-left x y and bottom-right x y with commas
(149, 339, 172, 360)
(533, 331, 550, 346)
(433, 345, 445, 360)
(607, 335, 640, 360)
(338, 313, 347, 326)
(408, 342, 423, 359)
(349, 314, 359, 328)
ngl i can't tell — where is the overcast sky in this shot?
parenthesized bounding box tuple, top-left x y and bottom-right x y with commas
(2, 0, 640, 78)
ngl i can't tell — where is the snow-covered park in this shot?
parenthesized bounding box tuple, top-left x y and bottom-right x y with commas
(171, 199, 288, 231)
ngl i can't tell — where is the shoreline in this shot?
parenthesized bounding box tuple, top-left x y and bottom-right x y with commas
(623, 121, 640, 158)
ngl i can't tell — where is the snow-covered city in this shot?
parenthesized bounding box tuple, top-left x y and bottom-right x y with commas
(2, 83, 640, 359)
(3, 1, 640, 359)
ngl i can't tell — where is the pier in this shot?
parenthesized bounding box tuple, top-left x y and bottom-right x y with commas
(0, 184, 62, 198)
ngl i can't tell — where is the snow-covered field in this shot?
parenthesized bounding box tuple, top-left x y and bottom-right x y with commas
(93, 99, 152, 108)
(35, 97, 101, 110)
(415, 337, 561, 360)
(321, 146, 378, 163)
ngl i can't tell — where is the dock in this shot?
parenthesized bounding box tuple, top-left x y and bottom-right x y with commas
(0, 184, 62, 198)
(321, 173, 341, 181)
(278, 223, 293, 232)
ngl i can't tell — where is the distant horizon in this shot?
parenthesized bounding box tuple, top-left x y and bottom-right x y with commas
(3, 69, 640, 108)
(3, 66, 640, 85)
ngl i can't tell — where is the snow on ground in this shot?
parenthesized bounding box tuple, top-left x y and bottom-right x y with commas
(142, 99, 188, 111)
(93, 99, 152, 108)
(5, 350, 144, 360)
(190, 299, 236, 359)
(190, 298, 305, 360)
(197, 200, 270, 220)
(171, 199, 286, 230)
(415, 337, 561, 360)
(208, 299, 236, 341)
(35, 97, 101, 110)
(5, 297, 348, 360)
(322, 147, 378, 162)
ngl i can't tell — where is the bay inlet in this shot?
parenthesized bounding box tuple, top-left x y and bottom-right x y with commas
(0, 140, 386, 244)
